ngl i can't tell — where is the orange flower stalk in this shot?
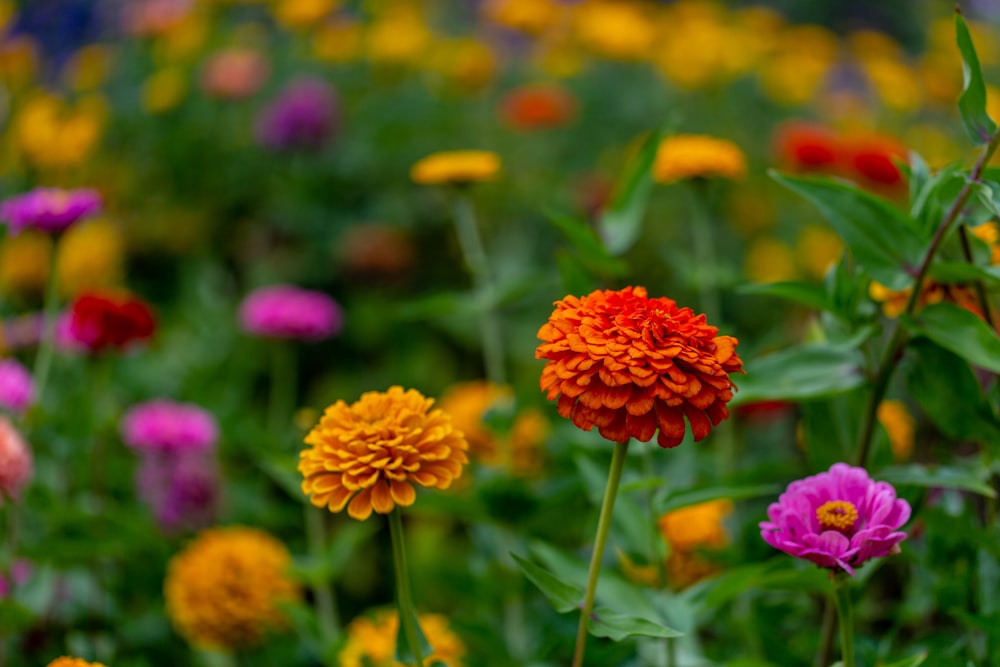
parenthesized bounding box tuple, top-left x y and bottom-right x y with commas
(536, 286, 743, 448)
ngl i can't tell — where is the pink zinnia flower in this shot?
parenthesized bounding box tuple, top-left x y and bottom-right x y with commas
(255, 76, 340, 151)
(0, 417, 32, 503)
(0, 358, 34, 415)
(0, 187, 102, 235)
(760, 463, 911, 575)
(239, 284, 342, 341)
(120, 399, 218, 455)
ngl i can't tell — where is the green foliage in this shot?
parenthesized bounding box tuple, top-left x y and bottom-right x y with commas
(955, 11, 998, 145)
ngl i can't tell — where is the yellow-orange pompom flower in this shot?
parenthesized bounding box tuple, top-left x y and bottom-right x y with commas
(299, 386, 469, 521)
(164, 526, 299, 651)
(536, 286, 743, 447)
(45, 659, 107, 667)
(653, 134, 747, 184)
(339, 609, 466, 667)
(410, 150, 501, 186)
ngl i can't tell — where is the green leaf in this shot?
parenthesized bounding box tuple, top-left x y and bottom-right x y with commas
(545, 209, 628, 276)
(730, 344, 866, 406)
(556, 249, 601, 297)
(877, 463, 997, 498)
(771, 172, 925, 289)
(589, 607, 683, 640)
(511, 553, 582, 614)
(901, 302, 1000, 374)
(928, 261, 1000, 285)
(738, 281, 836, 315)
(597, 128, 663, 255)
(255, 452, 307, 504)
(955, 11, 997, 145)
(880, 652, 928, 667)
(394, 602, 434, 664)
(658, 483, 781, 514)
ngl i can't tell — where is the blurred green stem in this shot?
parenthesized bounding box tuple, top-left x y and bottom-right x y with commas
(268, 341, 296, 437)
(855, 130, 1000, 467)
(815, 597, 836, 667)
(572, 439, 630, 667)
(389, 510, 425, 667)
(451, 193, 506, 386)
(831, 574, 856, 667)
(31, 243, 62, 407)
(305, 506, 340, 651)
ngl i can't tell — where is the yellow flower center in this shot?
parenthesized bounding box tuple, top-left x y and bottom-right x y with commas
(816, 500, 858, 532)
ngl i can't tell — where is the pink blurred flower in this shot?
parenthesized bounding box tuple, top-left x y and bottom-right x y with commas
(122, 0, 191, 37)
(256, 76, 340, 151)
(0, 188, 101, 235)
(200, 48, 269, 100)
(0, 417, 32, 503)
(120, 399, 218, 455)
(760, 463, 910, 575)
(137, 451, 218, 533)
(0, 358, 34, 414)
(239, 284, 342, 341)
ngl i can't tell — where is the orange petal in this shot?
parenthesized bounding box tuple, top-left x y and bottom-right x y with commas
(347, 486, 374, 521)
(371, 480, 395, 514)
(390, 480, 417, 506)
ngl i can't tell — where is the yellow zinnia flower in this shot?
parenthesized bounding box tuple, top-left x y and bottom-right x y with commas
(653, 134, 746, 184)
(56, 218, 125, 297)
(312, 18, 362, 62)
(299, 386, 469, 521)
(45, 658, 108, 667)
(972, 221, 1000, 265)
(481, 0, 562, 35)
(572, 0, 656, 61)
(142, 68, 187, 113)
(164, 526, 299, 651)
(658, 499, 732, 552)
(339, 609, 466, 667)
(877, 399, 915, 462)
(365, 6, 432, 66)
(745, 237, 797, 284)
(0, 230, 52, 296)
(14, 92, 104, 170)
(410, 151, 501, 186)
(274, 0, 337, 31)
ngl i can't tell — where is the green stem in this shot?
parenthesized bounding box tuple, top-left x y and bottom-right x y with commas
(815, 597, 836, 667)
(389, 510, 425, 667)
(450, 193, 506, 386)
(572, 439, 630, 667)
(831, 574, 856, 667)
(855, 130, 1000, 467)
(305, 506, 340, 649)
(31, 243, 62, 407)
(268, 341, 296, 438)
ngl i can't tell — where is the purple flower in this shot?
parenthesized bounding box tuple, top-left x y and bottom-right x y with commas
(120, 399, 218, 455)
(137, 451, 218, 533)
(0, 358, 34, 415)
(0, 187, 102, 235)
(255, 77, 339, 151)
(239, 284, 342, 341)
(759, 463, 911, 575)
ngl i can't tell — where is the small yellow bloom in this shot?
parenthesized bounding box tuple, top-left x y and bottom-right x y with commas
(143, 68, 187, 113)
(164, 526, 299, 651)
(877, 399, 915, 462)
(274, 0, 337, 31)
(45, 658, 108, 667)
(411, 151, 501, 186)
(64, 44, 113, 91)
(745, 237, 797, 284)
(972, 221, 1000, 265)
(312, 18, 362, 62)
(340, 609, 466, 667)
(366, 7, 432, 66)
(757, 25, 837, 107)
(653, 134, 746, 184)
(666, 548, 719, 590)
(428, 38, 497, 92)
(795, 225, 843, 280)
(14, 92, 104, 170)
(481, 0, 562, 35)
(56, 218, 124, 297)
(0, 231, 52, 296)
(658, 499, 732, 552)
(572, 1, 656, 61)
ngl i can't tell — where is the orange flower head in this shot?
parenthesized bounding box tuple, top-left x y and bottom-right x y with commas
(653, 134, 747, 184)
(536, 286, 743, 447)
(500, 83, 576, 131)
(299, 386, 469, 520)
(339, 609, 466, 667)
(45, 659, 108, 667)
(658, 499, 733, 551)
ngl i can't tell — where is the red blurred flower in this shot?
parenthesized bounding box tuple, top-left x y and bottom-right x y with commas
(772, 121, 839, 172)
(500, 83, 576, 131)
(536, 286, 743, 448)
(68, 291, 156, 352)
(844, 135, 907, 188)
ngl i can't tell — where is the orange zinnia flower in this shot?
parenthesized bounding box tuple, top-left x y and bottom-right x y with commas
(536, 286, 743, 447)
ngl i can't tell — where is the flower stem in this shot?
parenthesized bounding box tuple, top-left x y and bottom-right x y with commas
(814, 597, 836, 667)
(305, 506, 340, 649)
(389, 509, 425, 667)
(31, 244, 62, 407)
(572, 439, 630, 667)
(831, 573, 856, 667)
(450, 193, 506, 386)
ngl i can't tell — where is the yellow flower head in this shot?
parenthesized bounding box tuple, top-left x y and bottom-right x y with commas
(164, 526, 300, 651)
(653, 134, 746, 184)
(410, 151, 501, 186)
(658, 499, 732, 552)
(312, 18, 362, 63)
(64, 44, 113, 92)
(428, 38, 497, 92)
(299, 386, 469, 521)
(795, 225, 843, 279)
(45, 659, 108, 667)
(56, 218, 125, 297)
(572, 1, 656, 60)
(14, 92, 104, 170)
(366, 6, 432, 66)
(481, 0, 562, 35)
(745, 237, 797, 284)
(339, 609, 466, 667)
(972, 221, 1000, 265)
(274, 0, 337, 31)
(666, 548, 719, 590)
(877, 399, 915, 462)
(0, 230, 52, 296)
(143, 68, 187, 113)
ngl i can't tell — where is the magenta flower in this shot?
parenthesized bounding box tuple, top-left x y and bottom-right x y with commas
(256, 76, 339, 151)
(239, 284, 342, 341)
(0, 359, 34, 415)
(760, 463, 911, 575)
(0, 187, 102, 235)
(137, 451, 219, 533)
(120, 399, 219, 455)
(0, 416, 32, 503)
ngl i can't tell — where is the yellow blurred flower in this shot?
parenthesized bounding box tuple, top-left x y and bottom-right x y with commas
(0, 230, 52, 296)
(154, 12, 210, 64)
(0, 0, 14, 32)
(795, 225, 843, 280)
(274, 0, 337, 31)
(666, 548, 719, 590)
(14, 92, 104, 170)
(653, 134, 746, 184)
(861, 57, 922, 113)
(868, 281, 981, 319)
(658, 499, 732, 552)
(572, 1, 656, 61)
(366, 6, 432, 66)
(164, 526, 299, 651)
(143, 67, 187, 113)
(745, 237, 797, 284)
(312, 18, 362, 62)
(726, 186, 776, 236)
(482, 0, 563, 35)
(757, 25, 837, 106)
(428, 38, 497, 92)
(340, 609, 466, 667)
(0, 36, 39, 89)
(972, 221, 1000, 265)
(64, 44, 113, 92)
(56, 218, 124, 297)
(533, 33, 585, 79)
(877, 399, 915, 462)
(45, 658, 107, 667)
(411, 150, 501, 186)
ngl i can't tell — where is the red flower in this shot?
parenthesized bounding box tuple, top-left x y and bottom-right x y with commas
(844, 135, 907, 188)
(499, 83, 576, 131)
(68, 291, 156, 352)
(773, 121, 839, 172)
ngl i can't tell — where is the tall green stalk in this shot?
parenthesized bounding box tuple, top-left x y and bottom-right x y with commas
(831, 574, 856, 667)
(572, 439, 630, 667)
(31, 247, 62, 407)
(389, 510, 425, 667)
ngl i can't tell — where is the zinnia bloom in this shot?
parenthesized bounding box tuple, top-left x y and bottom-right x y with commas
(239, 284, 342, 341)
(0, 187, 101, 235)
(759, 463, 911, 575)
(120, 399, 218, 454)
(67, 290, 156, 352)
(499, 83, 576, 131)
(200, 48, 268, 100)
(339, 609, 466, 667)
(844, 135, 907, 189)
(659, 499, 732, 551)
(536, 286, 743, 447)
(410, 150, 501, 186)
(299, 386, 469, 521)
(0, 416, 32, 503)
(255, 76, 339, 151)
(138, 451, 219, 533)
(877, 400, 915, 462)
(0, 358, 35, 414)
(164, 526, 299, 650)
(45, 658, 108, 667)
(773, 121, 839, 172)
(653, 135, 747, 184)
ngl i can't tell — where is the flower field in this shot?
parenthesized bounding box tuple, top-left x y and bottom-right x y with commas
(2, 1, 1000, 666)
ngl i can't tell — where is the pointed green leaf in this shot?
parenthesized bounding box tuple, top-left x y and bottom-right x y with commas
(394, 603, 433, 664)
(877, 463, 996, 498)
(880, 653, 927, 667)
(658, 483, 782, 514)
(545, 209, 628, 276)
(901, 302, 1000, 374)
(738, 281, 836, 314)
(955, 11, 997, 145)
(589, 608, 683, 641)
(556, 249, 600, 297)
(730, 344, 866, 405)
(597, 128, 663, 255)
(928, 261, 1000, 285)
(771, 172, 925, 289)
(511, 553, 582, 614)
